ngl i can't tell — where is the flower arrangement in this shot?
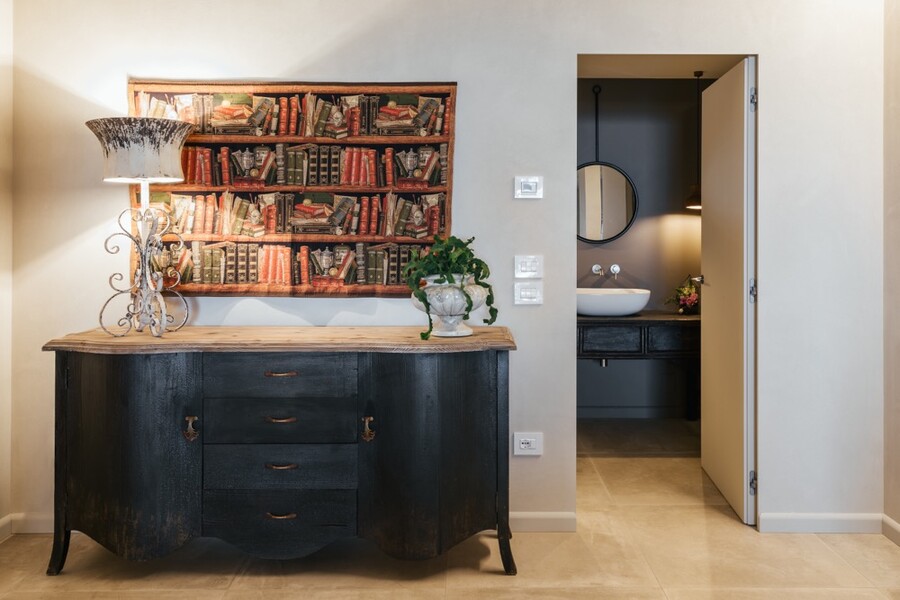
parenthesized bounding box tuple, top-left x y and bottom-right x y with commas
(403, 235, 498, 340)
(666, 275, 700, 314)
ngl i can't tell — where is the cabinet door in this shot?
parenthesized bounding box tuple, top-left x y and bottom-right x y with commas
(357, 352, 499, 559)
(65, 352, 202, 559)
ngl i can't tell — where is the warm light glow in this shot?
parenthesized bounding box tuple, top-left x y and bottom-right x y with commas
(85, 117, 193, 185)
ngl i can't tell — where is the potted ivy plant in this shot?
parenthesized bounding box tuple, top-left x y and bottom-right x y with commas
(403, 235, 498, 340)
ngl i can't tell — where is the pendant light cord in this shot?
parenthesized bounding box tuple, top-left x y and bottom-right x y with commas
(593, 85, 601, 163)
(694, 71, 703, 187)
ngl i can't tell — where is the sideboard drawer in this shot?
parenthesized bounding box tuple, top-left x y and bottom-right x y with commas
(581, 326, 642, 354)
(204, 444, 357, 490)
(202, 489, 356, 559)
(203, 396, 357, 443)
(203, 353, 357, 398)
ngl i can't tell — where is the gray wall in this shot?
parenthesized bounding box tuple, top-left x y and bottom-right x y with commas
(577, 78, 705, 418)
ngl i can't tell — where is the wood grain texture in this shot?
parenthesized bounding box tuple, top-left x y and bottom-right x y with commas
(64, 352, 202, 561)
(203, 352, 356, 398)
(578, 316, 700, 359)
(204, 444, 357, 490)
(202, 489, 356, 559)
(44, 326, 516, 354)
(203, 396, 357, 444)
(358, 352, 498, 560)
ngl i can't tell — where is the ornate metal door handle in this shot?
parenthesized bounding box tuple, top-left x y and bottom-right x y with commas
(361, 416, 376, 442)
(183, 416, 199, 442)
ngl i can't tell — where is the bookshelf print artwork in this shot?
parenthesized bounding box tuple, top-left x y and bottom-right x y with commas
(128, 80, 456, 297)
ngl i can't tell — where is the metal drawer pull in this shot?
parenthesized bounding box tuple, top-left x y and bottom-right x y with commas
(265, 463, 298, 470)
(265, 512, 297, 520)
(183, 416, 199, 442)
(362, 416, 376, 442)
(265, 370, 298, 378)
(264, 415, 298, 424)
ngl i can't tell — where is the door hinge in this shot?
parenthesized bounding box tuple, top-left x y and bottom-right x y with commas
(750, 87, 758, 112)
(749, 278, 758, 303)
(749, 470, 757, 496)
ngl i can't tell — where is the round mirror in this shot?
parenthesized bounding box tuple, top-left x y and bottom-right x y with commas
(577, 162, 638, 243)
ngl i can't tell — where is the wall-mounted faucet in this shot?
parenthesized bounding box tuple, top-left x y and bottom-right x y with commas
(609, 264, 621, 280)
(591, 264, 604, 275)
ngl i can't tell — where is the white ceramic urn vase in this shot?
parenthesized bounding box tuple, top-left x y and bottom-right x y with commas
(411, 274, 488, 337)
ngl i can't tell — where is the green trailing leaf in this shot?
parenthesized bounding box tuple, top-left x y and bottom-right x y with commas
(403, 235, 499, 339)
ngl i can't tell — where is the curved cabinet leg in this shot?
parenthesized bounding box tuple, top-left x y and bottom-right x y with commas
(497, 516, 516, 575)
(46, 528, 70, 576)
(498, 534, 517, 576)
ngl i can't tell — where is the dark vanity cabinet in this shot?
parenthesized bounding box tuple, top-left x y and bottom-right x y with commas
(577, 311, 701, 418)
(44, 327, 517, 576)
(577, 311, 700, 359)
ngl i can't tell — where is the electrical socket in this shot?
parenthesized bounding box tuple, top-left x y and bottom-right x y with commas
(513, 432, 543, 456)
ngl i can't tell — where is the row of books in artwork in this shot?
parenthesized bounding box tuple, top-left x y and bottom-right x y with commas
(180, 142, 449, 189)
(135, 91, 453, 138)
(155, 241, 424, 289)
(148, 190, 446, 239)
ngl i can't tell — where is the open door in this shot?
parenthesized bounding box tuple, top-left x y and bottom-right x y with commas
(700, 57, 757, 525)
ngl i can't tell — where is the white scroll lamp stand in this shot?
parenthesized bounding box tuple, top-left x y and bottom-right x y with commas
(86, 117, 194, 337)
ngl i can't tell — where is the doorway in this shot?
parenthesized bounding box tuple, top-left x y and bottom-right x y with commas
(576, 54, 758, 526)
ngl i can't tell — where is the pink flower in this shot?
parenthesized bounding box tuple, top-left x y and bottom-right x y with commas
(680, 292, 698, 307)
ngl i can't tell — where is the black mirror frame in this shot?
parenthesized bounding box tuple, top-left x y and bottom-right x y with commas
(576, 160, 640, 244)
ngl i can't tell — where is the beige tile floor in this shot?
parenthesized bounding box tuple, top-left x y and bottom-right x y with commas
(2, 418, 899, 599)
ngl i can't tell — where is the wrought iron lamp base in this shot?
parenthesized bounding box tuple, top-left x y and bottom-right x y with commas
(99, 206, 189, 337)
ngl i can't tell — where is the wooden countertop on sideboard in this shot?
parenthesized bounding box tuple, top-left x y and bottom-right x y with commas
(43, 326, 516, 355)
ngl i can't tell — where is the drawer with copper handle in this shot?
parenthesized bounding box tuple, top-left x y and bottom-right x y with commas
(203, 353, 357, 399)
(203, 395, 356, 443)
(202, 489, 356, 559)
(203, 444, 357, 490)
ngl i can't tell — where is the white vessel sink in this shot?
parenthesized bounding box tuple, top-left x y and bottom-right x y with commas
(577, 288, 651, 317)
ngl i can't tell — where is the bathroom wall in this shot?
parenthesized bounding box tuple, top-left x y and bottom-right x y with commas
(576, 78, 703, 418)
(0, 0, 12, 540)
(576, 78, 704, 305)
(884, 0, 900, 545)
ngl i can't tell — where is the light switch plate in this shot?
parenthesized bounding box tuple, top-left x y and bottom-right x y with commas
(514, 254, 544, 279)
(514, 175, 543, 199)
(514, 281, 544, 305)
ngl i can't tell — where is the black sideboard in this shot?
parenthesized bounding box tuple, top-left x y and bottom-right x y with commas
(44, 326, 517, 576)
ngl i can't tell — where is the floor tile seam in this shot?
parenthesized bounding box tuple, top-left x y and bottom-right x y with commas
(584, 457, 617, 501)
(617, 507, 668, 594)
(813, 533, 886, 589)
(225, 554, 258, 588)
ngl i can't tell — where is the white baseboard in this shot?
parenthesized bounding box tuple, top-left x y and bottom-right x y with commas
(883, 514, 900, 546)
(509, 511, 576, 532)
(758, 512, 883, 533)
(9, 512, 53, 534)
(0, 513, 12, 542)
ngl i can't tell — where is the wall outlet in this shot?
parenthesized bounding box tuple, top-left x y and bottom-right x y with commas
(513, 432, 543, 456)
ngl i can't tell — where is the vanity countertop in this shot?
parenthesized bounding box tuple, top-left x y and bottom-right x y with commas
(577, 310, 700, 325)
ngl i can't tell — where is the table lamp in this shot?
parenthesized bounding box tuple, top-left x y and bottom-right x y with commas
(86, 117, 194, 336)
